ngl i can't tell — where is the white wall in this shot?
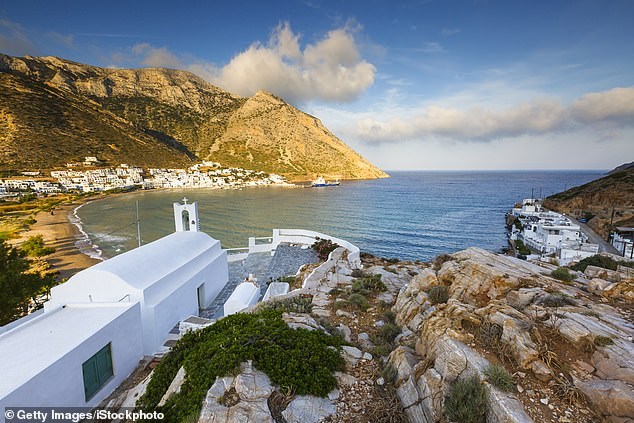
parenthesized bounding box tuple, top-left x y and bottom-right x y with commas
(224, 283, 259, 316)
(141, 249, 228, 354)
(0, 304, 143, 415)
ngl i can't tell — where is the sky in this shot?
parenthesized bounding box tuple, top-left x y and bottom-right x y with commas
(1, 0, 633, 170)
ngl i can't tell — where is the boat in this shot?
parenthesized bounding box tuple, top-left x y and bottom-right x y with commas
(311, 176, 340, 187)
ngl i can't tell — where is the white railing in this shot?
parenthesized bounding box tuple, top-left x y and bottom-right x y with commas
(229, 229, 361, 267)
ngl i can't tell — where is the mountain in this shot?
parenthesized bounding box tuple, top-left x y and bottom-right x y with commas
(543, 165, 634, 237)
(0, 54, 387, 181)
(608, 161, 634, 175)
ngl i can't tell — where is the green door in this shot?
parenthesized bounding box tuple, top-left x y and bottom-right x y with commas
(82, 343, 114, 401)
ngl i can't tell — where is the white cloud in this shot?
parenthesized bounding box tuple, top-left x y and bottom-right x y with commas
(212, 22, 375, 103)
(570, 86, 634, 122)
(124, 22, 376, 104)
(441, 28, 461, 36)
(355, 86, 634, 143)
(131, 43, 184, 69)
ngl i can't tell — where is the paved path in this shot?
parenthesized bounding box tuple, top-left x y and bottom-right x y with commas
(567, 216, 621, 254)
(198, 244, 319, 319)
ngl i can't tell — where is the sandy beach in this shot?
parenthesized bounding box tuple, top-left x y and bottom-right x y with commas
(14, 202, 101, 281)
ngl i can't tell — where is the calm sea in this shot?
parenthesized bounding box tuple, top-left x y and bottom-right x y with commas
(74, 171, 603, 262)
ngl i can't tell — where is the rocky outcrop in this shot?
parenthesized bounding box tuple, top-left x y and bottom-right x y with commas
(391, 247, 634, 422)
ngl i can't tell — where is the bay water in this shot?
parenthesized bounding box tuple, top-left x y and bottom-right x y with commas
(75, 171, 603, 262)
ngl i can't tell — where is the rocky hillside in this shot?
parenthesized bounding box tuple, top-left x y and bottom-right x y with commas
(0, 54, 387, 181)
(543, 165, 634, 237)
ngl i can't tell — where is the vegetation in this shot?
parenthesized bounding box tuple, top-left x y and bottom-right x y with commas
(351, 273, 386, 294)
(21, 235, 55, 257)
(312, 237, 339, 261)
(539, 292, 576, 308)
(427, 285, 450, 305)
(514, 240, 531, 256)
(257, 295, 313, 314)
(444, 376, 488, 423)
(484, 364, 515, 392)
(571, 254, 634, 272)
(550, 267, 575, 284)
(0, 240, 55, 325)
(432, 253, 453, 271)
(593, 335, 614, 347)
(137, 310, 345, 421)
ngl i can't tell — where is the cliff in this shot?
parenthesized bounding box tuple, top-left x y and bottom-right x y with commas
(543, 166, 634, 237)
(0, 54, 387, 181)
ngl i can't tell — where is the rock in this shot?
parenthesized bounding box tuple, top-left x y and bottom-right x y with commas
(540, 398, 549, 405)
(357, 332, 374, 350)
(592, 343, 634, 385)
(487, 384, 534, 423)
(506, 288, 542, 309)
(375, 320, 385, 328)
(337, 323, 352, 343)
(342, 346, 363, 366)
(432, 336, 488, 382)
(336, 309, 355, 319)
(327, 389, 340, 401)
(584, 265, 627, 282)
(199, 362, 274, 423)
(576, 378, 634, 420)
(158, 366, 185, 406)
(335, 371, 358, 386)
(376, 377, 385, 386)
(282, 312, 322, 331)
(530, 360, 553, 381)
(282, 395, 336, 423)
(588, 278, 614, 294)
(234, 362, 274, 401)
(416, 367, 443, 422)
(362, 352, 373, 361)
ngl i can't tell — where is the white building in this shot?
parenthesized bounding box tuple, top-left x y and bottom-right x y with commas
(0, 200, 228, 413)
(612, 227, 634, 259)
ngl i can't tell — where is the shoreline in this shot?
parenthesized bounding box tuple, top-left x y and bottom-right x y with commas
(13, 199, 102, 281)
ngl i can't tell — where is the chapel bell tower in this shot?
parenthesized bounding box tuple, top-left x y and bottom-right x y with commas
(173, 198, 200, 232)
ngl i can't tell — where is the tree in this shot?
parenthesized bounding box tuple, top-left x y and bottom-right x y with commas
(0, 240, 55, 326)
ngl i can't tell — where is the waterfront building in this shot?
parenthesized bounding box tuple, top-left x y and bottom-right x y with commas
(611, 227, 634, 259)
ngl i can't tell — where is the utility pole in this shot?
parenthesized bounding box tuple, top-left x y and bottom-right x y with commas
(136, 200, 142, 248)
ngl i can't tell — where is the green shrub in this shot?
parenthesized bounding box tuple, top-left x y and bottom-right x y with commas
(444, 376, 488, 423)
(21, 235, 55, 257)
(539, 292, 576, 307)
(377, 322, 401, 344)
(382, 310, 396, 324)
(551, 267, 575, 284)
(347, 293, 370, 311)
(312, 237, 339, 261)
(371, 344, 392, 358)
(428, 285, 449, 305)
(571, 255, 618, 272)
(593, 335, 614, 347)
(484, 364, 514, 392)
(514, 240, 531, 256)
(137, 310, 345, 421)
(381, 363, 398, 384)
(351, 274, 386, 294)
(258, 295, 312, 313)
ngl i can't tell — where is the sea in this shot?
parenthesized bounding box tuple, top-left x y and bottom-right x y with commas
(73, 171, 604, 262)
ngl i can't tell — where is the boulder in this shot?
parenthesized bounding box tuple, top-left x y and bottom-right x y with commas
(282, 395, 337, 423)
(158, 366, 185, 406)
(576, 378, 634, 420)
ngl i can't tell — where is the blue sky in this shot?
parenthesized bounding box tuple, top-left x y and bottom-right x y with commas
(2, 0, 633, 170)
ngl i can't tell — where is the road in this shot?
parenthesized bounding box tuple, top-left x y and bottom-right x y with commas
(566, 215, 621, 255)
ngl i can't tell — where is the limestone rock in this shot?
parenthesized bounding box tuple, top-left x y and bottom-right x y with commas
(198, 362, 274, 423)
(282, 395, 336, 423)
(588, 278, 614, 295)
(576, 378, 634, 420)
(158, 366, 185, 406)
(282, 312, 322, 331)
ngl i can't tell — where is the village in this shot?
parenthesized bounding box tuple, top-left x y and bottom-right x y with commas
(0, 159, 288, 197)
(507, 198, 633, 263)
